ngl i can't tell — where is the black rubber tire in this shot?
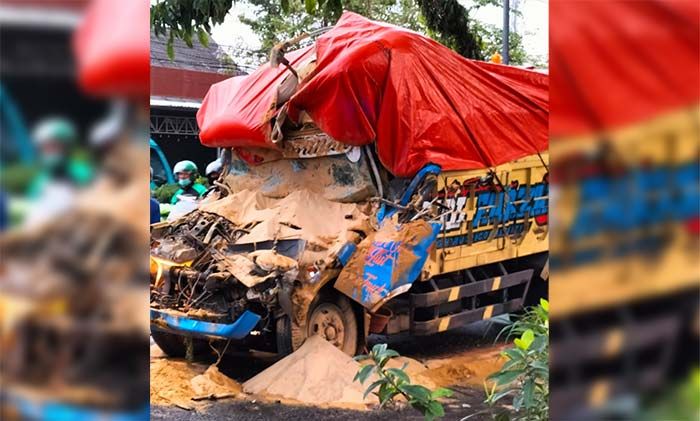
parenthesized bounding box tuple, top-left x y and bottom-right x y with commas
(151, 330, 209, 358)
(275, 315, 295, 356)
(276, 292, 360, 357)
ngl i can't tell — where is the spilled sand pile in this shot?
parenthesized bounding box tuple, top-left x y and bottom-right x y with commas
(381, 356, 437, 390)
(150, 359, 241, 409)
(243, 335, 377, 408)
(191, 365, 242, 398)
(419, 345, 507, 388)
(150, 359, 205, 409)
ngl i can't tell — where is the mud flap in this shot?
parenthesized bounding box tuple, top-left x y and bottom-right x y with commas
(334, 220, 440, 309)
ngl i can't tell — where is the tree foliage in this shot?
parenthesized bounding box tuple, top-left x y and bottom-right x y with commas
(151, 0, 233, 59)
(151, 0, 544, 65)
(416, 0, 482, 59)
(239, 0, 425, 58)
(474, 21, 527, 65)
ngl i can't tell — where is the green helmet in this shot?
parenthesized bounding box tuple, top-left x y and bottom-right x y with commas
(173, 160, 198, 176)
(32, 117, 77, 146)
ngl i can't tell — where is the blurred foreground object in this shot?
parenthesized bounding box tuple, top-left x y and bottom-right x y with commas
(0, 0, 150, 419)
(23, 117, 94, 227)
(72, 0, 149, 98)
(549, 0, 700, 419)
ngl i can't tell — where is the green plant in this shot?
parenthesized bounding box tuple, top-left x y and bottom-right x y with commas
(354, 343, 453, 420)
(485, 299, 549, 421)
(0, 164, 40, 194)
(153, 183, 180, 203)
(195, 175, 210, 187)
(641, 367, 700, 420)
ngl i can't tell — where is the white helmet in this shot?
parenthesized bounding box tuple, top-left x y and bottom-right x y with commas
(173, 160, 198, 175)
(205, 159, 223, 176)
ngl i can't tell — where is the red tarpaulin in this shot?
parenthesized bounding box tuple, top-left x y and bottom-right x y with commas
(73, 0, 149, 98)
(197, 12, 548, 177)
(550, 0, 700, 138)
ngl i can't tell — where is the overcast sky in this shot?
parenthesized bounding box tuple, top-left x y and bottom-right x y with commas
(211, 0, 548, 63)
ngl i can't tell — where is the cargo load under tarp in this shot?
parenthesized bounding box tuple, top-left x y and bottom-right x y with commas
(197, 12, 548, 177)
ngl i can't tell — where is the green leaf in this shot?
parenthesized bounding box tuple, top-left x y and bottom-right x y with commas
(426, 400, 445, 417)
(363, 379, 384, 399)
(354, 364, 374, 385)
(166, 33, 175, 61)
(502, 347, 525, 362)
(488, 388, 515, 404)
(529, 335, 547, 353)
(487, 370, 521, 386)
(280, 0, 290, 14)
(353, 354, 370, 362)
(399, 384, 432, 403)
(523, 378, 534, 409)
(383, 349, 400, 358)
(372, 343, 388, 358)
(379, 350, 400, 367)
(530, 360, 548, 372)
(304, 0, 316, 14)
(197, 28, 209, 47)
(183, 29, 194, 48)
(194, 0, 208, 15)
(386, 368, 410, 385)
(539, 298, 549, 312)
(377, 382, 396, 407)
(500, 358, 523, 372)
(514, 329, 535, 351)
(430, 387, 453, 399)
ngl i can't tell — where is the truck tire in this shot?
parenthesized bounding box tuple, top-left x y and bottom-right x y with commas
(277, 292, 359, 356)
(307, 293, 359, 356)
(151, 330, 209, 358)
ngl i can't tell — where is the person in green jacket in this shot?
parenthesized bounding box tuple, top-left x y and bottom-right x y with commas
(170, 160, 206, 204)
(27, 117, 94, 198)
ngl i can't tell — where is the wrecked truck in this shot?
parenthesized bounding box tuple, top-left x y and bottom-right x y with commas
(149, 12, 549, 357)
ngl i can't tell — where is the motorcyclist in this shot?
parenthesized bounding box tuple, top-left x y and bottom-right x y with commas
(205, 158, 223, 186)
(23, 117, 94, 226)
(27, 117, 93, 197)
(170, 160, 206, 204)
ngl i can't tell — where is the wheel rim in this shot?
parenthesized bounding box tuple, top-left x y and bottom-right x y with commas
(308, 303, 346, 349)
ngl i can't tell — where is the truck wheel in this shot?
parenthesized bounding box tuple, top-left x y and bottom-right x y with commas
(307, 293, 358, 356)
(151, 330, 209, 358)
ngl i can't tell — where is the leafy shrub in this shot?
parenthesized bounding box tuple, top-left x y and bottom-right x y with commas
(485, 299, 549, 421)
(153, 183, 180, 203)
(642, 367, 700, 420)
(354, 343, 453, 420)
(0, 164, 39, 194)
(195, 175, 209, 187)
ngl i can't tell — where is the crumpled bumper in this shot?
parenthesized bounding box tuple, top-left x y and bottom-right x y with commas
(150, 308, 261, 340)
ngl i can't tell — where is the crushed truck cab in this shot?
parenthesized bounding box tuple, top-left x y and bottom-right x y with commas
(149, 149, 548, 356)
(149, 12, 548, 357)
